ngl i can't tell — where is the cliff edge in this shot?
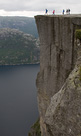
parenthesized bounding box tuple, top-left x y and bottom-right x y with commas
(35, 15, 81, 136)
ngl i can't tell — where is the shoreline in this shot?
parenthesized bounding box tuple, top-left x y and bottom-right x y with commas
(0, 62, 40, 67)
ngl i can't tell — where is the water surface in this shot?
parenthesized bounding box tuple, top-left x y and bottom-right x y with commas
(0, 64, 39, 136)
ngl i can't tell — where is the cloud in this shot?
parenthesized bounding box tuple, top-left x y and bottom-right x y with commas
(0, 0, 81, 16)
(0, 10, 44, 17)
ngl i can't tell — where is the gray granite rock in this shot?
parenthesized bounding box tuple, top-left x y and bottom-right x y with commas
(35, 15, 81, 136)
(45, 64, 81, 136)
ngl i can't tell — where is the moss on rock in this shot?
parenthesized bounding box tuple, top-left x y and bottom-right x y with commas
(75, 29, 81, 40)
(28, 119, 41, 136)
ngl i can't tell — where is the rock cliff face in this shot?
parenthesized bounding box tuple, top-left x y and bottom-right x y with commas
(35, 15, 81, 136)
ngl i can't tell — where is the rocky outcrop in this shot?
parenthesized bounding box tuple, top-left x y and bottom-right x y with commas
(35, 15, 81, 136)
(45, 41, 81, 135)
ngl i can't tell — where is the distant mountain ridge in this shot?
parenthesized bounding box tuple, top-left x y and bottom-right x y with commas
(0, 28, 40, 65)
(0, 16, 38, 38)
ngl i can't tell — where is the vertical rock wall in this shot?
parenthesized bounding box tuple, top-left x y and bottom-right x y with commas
(35, 15, 81, 136)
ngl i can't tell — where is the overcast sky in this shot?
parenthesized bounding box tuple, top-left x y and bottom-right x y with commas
(0, 0, 81, 17)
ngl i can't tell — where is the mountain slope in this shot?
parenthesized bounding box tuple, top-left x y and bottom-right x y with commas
(0, 16, 38, 38)
(0, 28, 40, 65)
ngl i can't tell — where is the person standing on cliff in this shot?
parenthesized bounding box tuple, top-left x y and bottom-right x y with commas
(62, 9, 65, 14)
(66, 9, 70, 14)
(69, 9, 70, 14)
(45, 9, 48, 15)
(53, 10, 55, 15)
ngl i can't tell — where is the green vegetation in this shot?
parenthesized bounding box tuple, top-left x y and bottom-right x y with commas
(79, 66, 81, 81)
(28, 119, 41, 136)
(0, 28, 40, 65)
(75, 29, 81, 40)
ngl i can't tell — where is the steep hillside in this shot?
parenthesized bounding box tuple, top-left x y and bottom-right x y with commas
(0, 28, 40, 65)
(0, 16, 38, 38)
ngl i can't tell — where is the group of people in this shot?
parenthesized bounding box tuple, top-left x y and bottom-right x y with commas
(62, 9, 70, 14)
(45, 9, 71, 15)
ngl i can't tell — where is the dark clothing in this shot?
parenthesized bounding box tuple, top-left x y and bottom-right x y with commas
(45, 9, 48, 14)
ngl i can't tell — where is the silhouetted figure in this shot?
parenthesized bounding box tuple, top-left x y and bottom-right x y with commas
(45, 9, 48, 14)
(66, 9, 70, 14)
(69, 9, 70, 14)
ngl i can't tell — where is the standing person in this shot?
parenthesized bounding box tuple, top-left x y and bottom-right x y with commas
(62, 9, 65, 14)
(66, 9, 68, 14)
(53, 10, 55, 15)
(45, 9, 48, 15)
(66, 9, 70, 14)
(69, 9, 70, 14)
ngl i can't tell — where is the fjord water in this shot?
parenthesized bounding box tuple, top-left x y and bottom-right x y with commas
(0, 64, 39, 136)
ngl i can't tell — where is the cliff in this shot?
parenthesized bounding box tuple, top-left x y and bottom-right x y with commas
(34, 14, 81, 136)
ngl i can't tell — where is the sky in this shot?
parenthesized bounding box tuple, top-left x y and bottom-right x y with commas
(0, 0, 81, 17)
